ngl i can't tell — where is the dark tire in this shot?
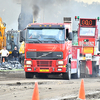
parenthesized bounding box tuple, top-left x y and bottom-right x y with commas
(92, 65, 98, 77)
(92, 61, 99, 77)
(25, 72, 33, 78)
(63, 64, 71, 80)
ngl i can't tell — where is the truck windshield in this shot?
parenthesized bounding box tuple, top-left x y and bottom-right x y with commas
(26, 28, 65, 43)
(80, 27, 95, 36)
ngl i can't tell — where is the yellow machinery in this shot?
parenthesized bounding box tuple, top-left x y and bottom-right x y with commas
(0, 17, 6, 50)
(19, 41, 25, 54)
(6, 30, 24, 54)
(0, 17, 24, 65)
(6, 30, 24, 65)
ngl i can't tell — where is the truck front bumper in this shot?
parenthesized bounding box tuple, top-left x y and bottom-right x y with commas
(24, 67, 67, 73)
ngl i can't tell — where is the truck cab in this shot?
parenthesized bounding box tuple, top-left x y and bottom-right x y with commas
(72, 17, 100, 76)
(20, 17, 78, 79)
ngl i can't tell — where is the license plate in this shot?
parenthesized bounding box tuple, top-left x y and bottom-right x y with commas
(40, 69, 49, 72)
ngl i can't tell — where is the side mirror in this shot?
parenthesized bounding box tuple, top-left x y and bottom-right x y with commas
(68, 32, 72, 40)
(66, 29, 69, 39)
(66, 29, 72, 40)
(19, 31, 25, 42)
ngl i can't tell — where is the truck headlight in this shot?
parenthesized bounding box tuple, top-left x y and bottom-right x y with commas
(26, 61, 32, 65)
(58, 61, 64, 65)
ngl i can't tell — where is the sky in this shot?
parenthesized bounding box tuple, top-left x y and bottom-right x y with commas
(0, 0, 21, 31)
(0, 0, 100, 31)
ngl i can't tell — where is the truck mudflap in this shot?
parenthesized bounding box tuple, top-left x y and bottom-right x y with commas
(71, 59, 78, 74)
(71, 59, 81, 79)
(86, 60, 92, 74)
(24, 67, 67, 73)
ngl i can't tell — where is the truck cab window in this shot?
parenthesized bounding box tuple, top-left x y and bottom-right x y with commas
(26, 28, 65, 43)
(80, 27, 95, 36)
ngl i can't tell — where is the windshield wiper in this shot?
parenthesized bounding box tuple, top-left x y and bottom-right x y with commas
(29, 38, 42, 43)
(44, 38, 59, 43)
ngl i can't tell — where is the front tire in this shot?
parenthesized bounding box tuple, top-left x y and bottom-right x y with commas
(25, 72, 33, 78)
(63, 64, 71, 80)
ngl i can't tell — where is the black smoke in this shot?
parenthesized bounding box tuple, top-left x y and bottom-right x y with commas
(32, 5, 39, 21)
(19, 0, 100, 32)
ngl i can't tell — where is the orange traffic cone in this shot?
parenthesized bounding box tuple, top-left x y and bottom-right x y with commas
(78, 79, 86, 100)
(32, 82, 39, 100)
(3, 58, 5, 63)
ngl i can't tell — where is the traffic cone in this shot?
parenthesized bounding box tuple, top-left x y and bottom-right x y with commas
(78, 79, 86, 100)
(3, 58, 5, 63)
(32, 82, 39, 100)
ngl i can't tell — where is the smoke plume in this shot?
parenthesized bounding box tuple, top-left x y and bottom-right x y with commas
(32, 5, 39, 20)
(1, 0, 100, 31)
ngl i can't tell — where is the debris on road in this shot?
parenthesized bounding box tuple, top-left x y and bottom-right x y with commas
(0, 61, 23, 70)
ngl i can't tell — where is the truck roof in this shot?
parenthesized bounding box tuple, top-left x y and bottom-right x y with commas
(27, 23, 65, 29)
(28, 23, 64, 25)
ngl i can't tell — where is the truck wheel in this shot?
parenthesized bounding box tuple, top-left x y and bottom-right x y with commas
(25, 72, 33, 78)
(92, 65, 98, 77)
(63, 64, 71, 80)
(74, 64, 81, 79)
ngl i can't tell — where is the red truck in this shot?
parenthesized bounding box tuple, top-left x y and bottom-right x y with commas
(20, 17, 80, 79)
(72, 17, 100, 77)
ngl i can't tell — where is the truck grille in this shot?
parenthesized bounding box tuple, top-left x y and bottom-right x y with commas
(37, 61, 52, 67)
(26, 52, 63, 59)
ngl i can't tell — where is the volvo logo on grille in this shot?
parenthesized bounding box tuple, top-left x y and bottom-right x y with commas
(57, 55, 62, 57)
